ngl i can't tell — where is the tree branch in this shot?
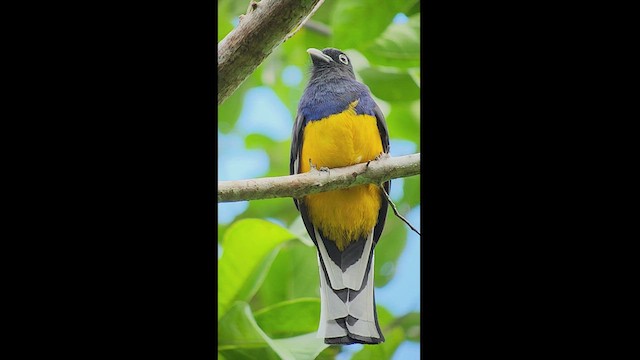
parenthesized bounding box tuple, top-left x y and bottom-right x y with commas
(218, 153, 420, 203)
(218, 0, 324, 105)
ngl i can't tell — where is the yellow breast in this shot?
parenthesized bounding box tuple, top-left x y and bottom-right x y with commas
(300, 103, 383, 250)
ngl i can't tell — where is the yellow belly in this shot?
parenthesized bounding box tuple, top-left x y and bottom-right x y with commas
(300, 107, 383, 251)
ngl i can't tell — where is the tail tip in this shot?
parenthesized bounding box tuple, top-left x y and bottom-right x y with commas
(324, 334, 385, 345)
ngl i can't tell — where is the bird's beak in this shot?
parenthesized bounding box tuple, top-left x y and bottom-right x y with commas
(307, 48, 333, 63)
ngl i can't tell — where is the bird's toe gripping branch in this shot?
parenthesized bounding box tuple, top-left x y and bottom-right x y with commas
(367, 152, 390, 168)
(308, 159, 330, 174)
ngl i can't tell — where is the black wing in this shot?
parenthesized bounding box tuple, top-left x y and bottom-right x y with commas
(373, 103, 390, 154)
(372, 102, 391, 245)
(290, 112, 305, 210)
(289, 111, 320, 248)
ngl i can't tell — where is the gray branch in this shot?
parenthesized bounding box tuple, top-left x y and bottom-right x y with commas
(218, 153, 421, 203)
(218, 0, 324, 105)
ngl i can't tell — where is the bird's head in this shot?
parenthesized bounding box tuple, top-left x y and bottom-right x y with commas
(306, 48, 356, 80)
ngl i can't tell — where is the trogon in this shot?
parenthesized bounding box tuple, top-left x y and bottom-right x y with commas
(289, 48, 390, 345)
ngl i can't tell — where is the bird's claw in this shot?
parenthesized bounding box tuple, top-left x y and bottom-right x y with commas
(367, 152, 389, 168)
(307, 159, 329, 174)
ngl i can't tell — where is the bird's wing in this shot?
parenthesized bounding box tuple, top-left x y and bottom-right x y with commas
(373, 102, 390, 155)
(372, 101, 390, 246)
(290, 112, 305, 210)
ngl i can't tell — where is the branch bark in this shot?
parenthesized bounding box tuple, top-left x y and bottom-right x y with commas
(218, 0, 324, 105)
(218, 153, 421, 203)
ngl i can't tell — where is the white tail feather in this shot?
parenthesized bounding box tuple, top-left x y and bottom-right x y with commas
(317, 256, 348, 338)
(315, 228, 345, 290)
(346, 253, 376, 322)
(346, 318, 380, 339)
(316, 228, 382, 342)
(342, 231, 374, 290)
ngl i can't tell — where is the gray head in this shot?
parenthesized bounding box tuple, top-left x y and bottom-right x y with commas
(306, 48, 356, 81)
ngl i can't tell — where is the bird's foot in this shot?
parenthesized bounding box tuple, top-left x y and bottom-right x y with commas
(367, 152, 390, 168)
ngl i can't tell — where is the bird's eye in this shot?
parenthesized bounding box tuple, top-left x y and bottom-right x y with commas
(338, 54, 349, 64)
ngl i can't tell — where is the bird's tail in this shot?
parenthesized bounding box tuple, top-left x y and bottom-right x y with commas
(316, 241, 384, 344)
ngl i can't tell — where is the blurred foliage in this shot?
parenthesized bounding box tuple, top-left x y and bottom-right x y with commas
(218, 0, 420, 358)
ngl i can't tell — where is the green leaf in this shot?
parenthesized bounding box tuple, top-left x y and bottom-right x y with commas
(244, 134, 293, 179)
(288, 215, 315, 247)
(353, 326, 404, 360)
(244, 133, 276, 150)
(271, 333, 329, 360)
(387, 100, 420, 144)
(218, 219, 297, 319)
(403, 176, 421, 208)
(251, 240, 320, 309)
(218, 223, 228, 244)
(344, 49, 371, 72)
(331, 0, 419, 49)
(358, 67, 420, 102)
(331, 0, 398, 49)
(351, 306, 406, 360)
(253, 298, 322, 339)
(262, 140, 294, 178)
(364, 14, 420, 69)
(297, 25, 334, 51)
(218, 302, 280, 360)
(238, 197, 299, 227)
(408, 67, 420, 87)
(398, 312, 421, 342)
(219, 301, 328, 360)
(307, 0, 339, 26)
(218, 74, 257, 133)
(394, 0, 421, 13)
(227, 0, 252, 18)
(405, 1, 421, 16)
(374, 213, 408, 287)
(351, 306, 404, 359)
(376, 304, 395, 327)
(217, 0, 234, 42)
(315, 345, 341, 360)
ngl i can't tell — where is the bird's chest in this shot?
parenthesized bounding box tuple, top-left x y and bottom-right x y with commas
(299, 110, 384, 250)
(298, 103, 384, 250)
(300, 111, 382, 171)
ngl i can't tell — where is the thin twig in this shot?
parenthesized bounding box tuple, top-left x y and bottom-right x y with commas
(381, 184, 421, 236)
(284, 0, 325, 41)
(302, 19, 332, 36)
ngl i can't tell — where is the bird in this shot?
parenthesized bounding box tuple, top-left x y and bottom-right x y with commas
(289, 47, 390, 345)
